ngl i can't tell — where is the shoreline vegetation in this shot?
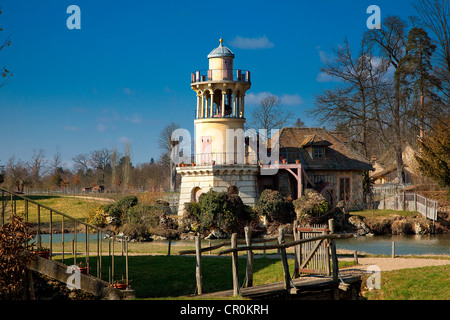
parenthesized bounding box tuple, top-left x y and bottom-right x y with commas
(4, 193, 450, 300)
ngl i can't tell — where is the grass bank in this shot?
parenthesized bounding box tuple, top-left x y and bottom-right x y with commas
(363, 264, 450, 300)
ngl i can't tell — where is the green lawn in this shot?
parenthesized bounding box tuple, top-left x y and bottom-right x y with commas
(364, 264, 450, 300)
(2, 194, 110, 224)
(349, 209, 419, 218)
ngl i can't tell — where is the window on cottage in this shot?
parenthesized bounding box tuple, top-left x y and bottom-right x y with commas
(339, 178, 350, 203)
(314, 147, 324, 159)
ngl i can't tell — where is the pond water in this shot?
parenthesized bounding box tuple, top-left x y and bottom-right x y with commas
(31, 233, 102, 244)
(34, 232, 450, 256)
(335, 234, 450, 256)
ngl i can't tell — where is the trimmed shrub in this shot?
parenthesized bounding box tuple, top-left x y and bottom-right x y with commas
(293, 189, 329, 218)
(86, 205, 108, 228)
(184, 189, 256, 234)
(116, 195, 138, 211)
(255, 189, 295, 223)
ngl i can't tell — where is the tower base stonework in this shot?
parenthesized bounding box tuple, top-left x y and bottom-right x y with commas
(177, 164, 259, 218)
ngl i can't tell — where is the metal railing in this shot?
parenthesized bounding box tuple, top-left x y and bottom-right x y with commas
(373, 189, 438, 221)
(191, 69, 250, 83)
(176, 152, 259, 166)
(0, 187, 130, 288)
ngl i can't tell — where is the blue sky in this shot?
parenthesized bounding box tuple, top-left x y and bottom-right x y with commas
(0, 0, 419, 168)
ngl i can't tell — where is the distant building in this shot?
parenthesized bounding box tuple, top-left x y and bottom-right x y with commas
(370, 143, 426, 185)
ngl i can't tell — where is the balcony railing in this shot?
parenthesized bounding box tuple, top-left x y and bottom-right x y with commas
(176, 152, 258, 166)
(191, 69, 250, 83)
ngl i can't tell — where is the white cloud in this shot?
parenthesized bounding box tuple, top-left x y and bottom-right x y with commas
(246, 91, 303, 106)
(63, 126, 81, 131)
(316, 47, 340, 83)
(96, 123, 107, 132)
(316, 72, 339, 83)
(123, 88, 133, 95)
(246, 91, 273, 105)
(230, 35, 274, 49)
(125, 114, 143, 124)
(280, 94, 303, 106)
(317, 49, 334, 64)
(119, 136, 132, 144)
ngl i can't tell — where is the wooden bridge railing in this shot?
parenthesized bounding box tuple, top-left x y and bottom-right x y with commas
(179, 219, 352, 296)
(0, 187, 130, 289)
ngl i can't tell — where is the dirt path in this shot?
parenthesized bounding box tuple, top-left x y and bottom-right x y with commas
(340, 257, 450, 272)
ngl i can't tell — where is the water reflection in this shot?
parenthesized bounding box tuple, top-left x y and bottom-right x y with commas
(335, 234, 450, 256)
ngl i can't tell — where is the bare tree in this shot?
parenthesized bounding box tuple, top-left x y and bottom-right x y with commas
(248, 94, 293, 134)
(122, 141, 132, 189)
(72, 153, 91, 175)
(4, 157, 30, 192)
(364, 15, 410, 184)
(89, 148, 112, 184)
(312, 39, 390, 157)
(158, 122, 180, 192)
(0, 8, 12, 89)
(28, 148, 48, 188)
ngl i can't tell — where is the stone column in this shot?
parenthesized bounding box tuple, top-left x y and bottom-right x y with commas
(209, 92, 213, 118)
(233, 92, 237, 117)
(197, 94, 201, 119)
(221, 91, 226, 117)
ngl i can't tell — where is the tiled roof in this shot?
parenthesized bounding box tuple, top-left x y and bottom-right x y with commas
(275, 127, 374, 171)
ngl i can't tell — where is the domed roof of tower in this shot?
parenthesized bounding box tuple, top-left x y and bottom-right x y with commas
(207, 38, 235, 59)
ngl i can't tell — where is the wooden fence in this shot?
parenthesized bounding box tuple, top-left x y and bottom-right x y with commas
(179, 219, 352, 296)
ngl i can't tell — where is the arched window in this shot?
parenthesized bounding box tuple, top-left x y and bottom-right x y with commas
(227, 185, 239, 196)
(191, 187, 203, 203)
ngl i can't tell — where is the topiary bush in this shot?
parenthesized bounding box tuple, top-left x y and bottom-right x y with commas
(255, 189, 295, 223)
(116, 195, 138, 211)
(183, 189, 256, 235)
(293, 189, 329, 219)
(86, 205, 108, 228)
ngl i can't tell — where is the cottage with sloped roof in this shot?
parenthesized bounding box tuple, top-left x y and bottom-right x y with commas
(260, 127, 374, 210)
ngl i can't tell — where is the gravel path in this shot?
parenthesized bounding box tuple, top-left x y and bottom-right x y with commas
(340, 257, 450, 272)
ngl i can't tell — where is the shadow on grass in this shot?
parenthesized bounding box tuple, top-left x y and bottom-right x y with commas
(1, 194, 63, 202)
(56, 255, 284, 299)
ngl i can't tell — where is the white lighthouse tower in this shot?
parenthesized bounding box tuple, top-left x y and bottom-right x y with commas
(176, 39, 259, 216)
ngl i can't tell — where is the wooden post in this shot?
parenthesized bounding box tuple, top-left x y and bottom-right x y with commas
(231, 233, 240, 296)
(167, 238, 171, 256)
(403, 189, 406, 211)
(244, 226, 253, 287)
(195, 235, 202, 295)
(37, 205, 41, 249)
(414, 193, 417, 212)
(353, 250, 358, 264)
(49, 210, 53, 259)
(433, 202, 437, 232)
(278, 227, 291, 291)
(293, 220, 300, 278)
(330, 239, 338, 282)
(392, 241, 395, 258)
(328, 219, 335, 234)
